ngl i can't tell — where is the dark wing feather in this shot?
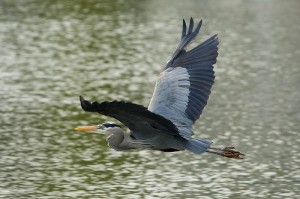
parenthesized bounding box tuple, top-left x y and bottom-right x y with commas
(173, 33, 218, 122)
(148, 18, 218, 137)
(79, 96, 181, 136)
(165, 18, 203, 69)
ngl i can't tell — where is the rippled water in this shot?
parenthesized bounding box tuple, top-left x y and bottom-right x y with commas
(1, 0, 299, 198)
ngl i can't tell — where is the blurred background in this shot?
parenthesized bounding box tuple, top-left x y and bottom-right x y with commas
(0, 0, 299, 198)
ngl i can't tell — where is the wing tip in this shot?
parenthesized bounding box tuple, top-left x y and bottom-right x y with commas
(182, 19, 187, 39)
(188, 18, 194, 34)
(79, 95, 84, 102)
(79, 96, 97, 112)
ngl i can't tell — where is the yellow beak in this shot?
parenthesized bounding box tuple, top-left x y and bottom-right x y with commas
(74, 125, 97, 131)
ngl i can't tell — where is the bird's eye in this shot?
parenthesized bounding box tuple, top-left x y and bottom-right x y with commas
(102, 123, 121, 128)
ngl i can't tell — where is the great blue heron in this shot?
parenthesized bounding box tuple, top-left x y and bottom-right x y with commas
(75, 18, 244, 159)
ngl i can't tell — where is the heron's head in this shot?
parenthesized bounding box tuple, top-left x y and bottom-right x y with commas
(74, 122, 122, 134)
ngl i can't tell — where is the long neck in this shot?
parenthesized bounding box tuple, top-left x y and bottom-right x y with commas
(107, 128, 131, 151)
(107, 128, 151, 151)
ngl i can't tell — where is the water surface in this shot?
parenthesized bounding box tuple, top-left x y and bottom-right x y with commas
(0, 0, 299, 198)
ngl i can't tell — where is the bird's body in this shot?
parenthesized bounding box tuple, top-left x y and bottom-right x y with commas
(75, 18, 244, 159)
(106, 126, 183, 152)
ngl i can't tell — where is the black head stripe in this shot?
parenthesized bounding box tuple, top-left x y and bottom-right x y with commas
(102, 123, 121, 128)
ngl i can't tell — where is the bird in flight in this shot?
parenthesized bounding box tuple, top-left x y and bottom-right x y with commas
(75, 18, 244, 159)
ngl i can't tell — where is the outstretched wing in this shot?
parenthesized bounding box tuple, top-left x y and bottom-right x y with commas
(79, 96, 182, 139)
(148, 18, 219, 138)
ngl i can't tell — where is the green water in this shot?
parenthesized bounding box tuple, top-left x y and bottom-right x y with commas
(0, 0, 299, 198)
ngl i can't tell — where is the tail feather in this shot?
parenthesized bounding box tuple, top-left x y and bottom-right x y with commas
(185, 139, 212, 154)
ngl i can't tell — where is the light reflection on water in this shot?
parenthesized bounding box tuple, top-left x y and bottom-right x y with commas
(0, 0, 299, 198)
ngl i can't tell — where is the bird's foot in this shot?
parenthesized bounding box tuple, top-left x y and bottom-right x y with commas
(207, 146, 245, 159)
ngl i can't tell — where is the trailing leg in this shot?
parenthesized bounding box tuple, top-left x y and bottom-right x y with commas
(207, 146, 245, 159)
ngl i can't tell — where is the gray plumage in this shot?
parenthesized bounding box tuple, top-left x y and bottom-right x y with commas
(77, 18, 244, 159)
